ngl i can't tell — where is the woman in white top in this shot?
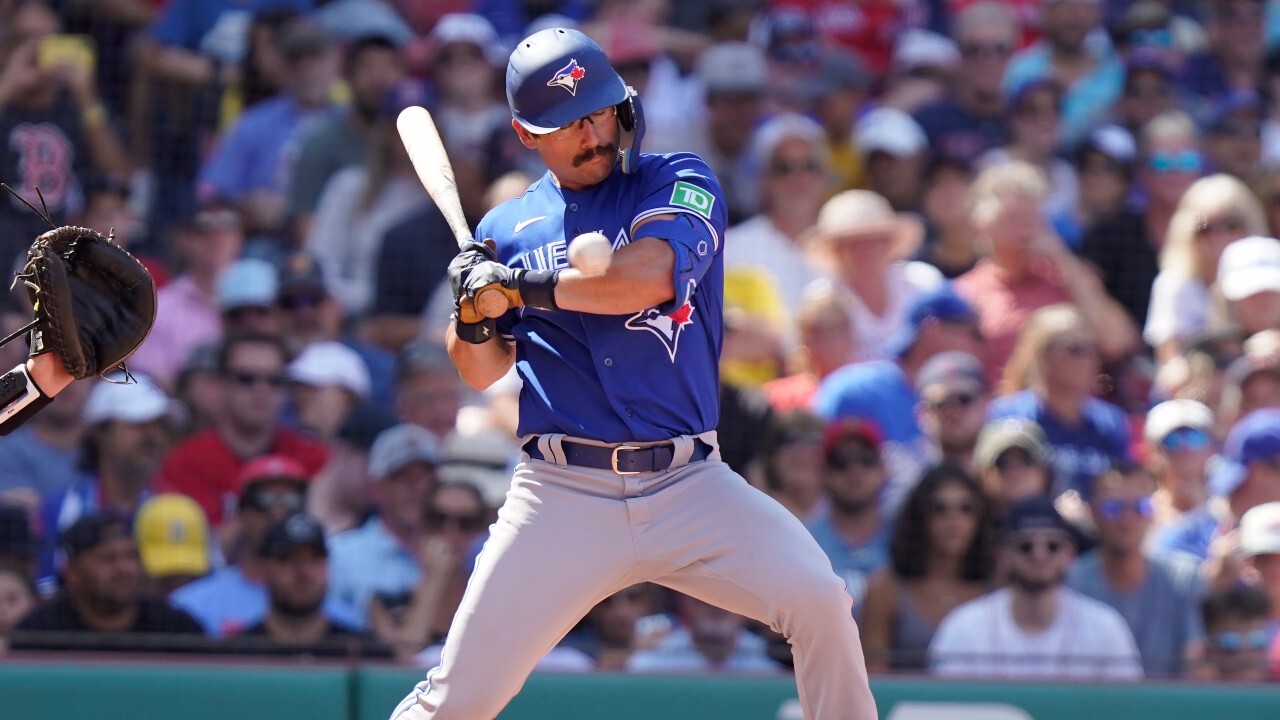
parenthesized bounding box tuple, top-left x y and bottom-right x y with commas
(307, 86, 429, 316)
(1145, 173, 1267, 367)
(802, 190, 943, 360)
(724, 113, 831, 323)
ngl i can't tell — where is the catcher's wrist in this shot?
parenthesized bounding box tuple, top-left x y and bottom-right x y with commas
(0, 363, 54, 436)
(517, 269, 559, 311)
(453, 313, 497, 344)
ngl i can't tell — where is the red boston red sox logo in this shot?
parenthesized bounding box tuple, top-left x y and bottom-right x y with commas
(8, 123, 75, 212)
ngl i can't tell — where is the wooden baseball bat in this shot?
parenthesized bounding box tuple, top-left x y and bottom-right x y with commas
(396, 105, 508, 321)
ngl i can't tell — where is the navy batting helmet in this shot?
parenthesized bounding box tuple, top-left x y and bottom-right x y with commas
(506, 27, 646, 173)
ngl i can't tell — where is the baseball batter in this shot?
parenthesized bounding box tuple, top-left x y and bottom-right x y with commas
(390, 28, 876, 720)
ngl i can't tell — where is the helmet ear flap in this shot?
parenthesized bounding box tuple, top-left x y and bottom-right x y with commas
(617, 86, 646, 174)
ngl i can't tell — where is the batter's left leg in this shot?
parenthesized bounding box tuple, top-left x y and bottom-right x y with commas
(642, 460, 877, 720)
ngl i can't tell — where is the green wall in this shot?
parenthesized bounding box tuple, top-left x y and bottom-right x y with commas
(1, 661, 1277, 720)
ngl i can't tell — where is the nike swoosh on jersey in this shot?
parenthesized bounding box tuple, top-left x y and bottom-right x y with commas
(515, 216, 548, 232)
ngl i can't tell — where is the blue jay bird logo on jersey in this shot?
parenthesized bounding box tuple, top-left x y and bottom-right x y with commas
(626, 280, 696, 362)
(547, 59, 587, 95)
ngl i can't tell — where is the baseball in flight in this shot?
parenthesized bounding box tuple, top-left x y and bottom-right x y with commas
(568, 231, 613, 276)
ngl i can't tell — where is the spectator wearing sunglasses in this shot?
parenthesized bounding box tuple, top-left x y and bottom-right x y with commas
(974, 418, 1054, 516)
(992, 304, 1132, 502)
(1144, 400, 1219, 549)
(1188, 410, 1280, 572)
(156, 334, 329, 528)
(1204, 91, 1263, 181)
(912, 2, 1017, 166)
(1068, 464, 1205, 677)
(1195, 585, 1273, 681)
(915, 352, 991, 474)
(128, 201, 244, 387)
(1145, 172, 1266, 367)
(861, 464, 996, 672)
(374, 481, 488, 658)
(36, 376, 179, 592)
(806, 419, 892, 611)
(929, 496, 1142, 679)
(170, 455, 359, 637)
(725, 113, 831, 325)
(329, 424, 439, 629)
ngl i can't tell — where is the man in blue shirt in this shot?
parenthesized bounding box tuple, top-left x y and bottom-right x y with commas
(807, 419, 892, 613)
(329, 424, 440, 620)
(196, 18, 340, 235)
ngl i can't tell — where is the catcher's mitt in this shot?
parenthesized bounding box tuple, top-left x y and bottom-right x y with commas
(11, 225, 157, 380)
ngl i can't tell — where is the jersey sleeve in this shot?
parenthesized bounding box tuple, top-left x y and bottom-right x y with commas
(630, 154, 729, 314)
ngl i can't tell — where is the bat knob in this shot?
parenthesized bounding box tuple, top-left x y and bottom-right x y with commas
(475, 288, 509, 319)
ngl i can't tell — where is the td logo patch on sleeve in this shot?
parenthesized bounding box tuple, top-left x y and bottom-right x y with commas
(670, 181, 715, 219)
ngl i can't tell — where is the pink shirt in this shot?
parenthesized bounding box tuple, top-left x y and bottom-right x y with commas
(954, 259, 1071, 384)
(128, 275, 220, 386)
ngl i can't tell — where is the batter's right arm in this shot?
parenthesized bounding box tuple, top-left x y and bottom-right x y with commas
(446, 324, 515, 391)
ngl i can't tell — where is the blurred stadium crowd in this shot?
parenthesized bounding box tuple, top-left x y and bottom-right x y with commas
(0, 0, 1279, 684)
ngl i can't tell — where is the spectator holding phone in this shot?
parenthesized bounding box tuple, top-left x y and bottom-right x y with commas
(0, 1, 129, 265)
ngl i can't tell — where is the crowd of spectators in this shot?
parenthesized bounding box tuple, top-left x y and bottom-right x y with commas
(0, 0, 1279, 683)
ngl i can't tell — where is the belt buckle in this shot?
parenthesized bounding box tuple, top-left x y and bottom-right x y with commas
(611, 445, 642, 475)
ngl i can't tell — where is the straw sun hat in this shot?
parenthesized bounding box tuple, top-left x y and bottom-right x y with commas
(803, 190, 925, 261)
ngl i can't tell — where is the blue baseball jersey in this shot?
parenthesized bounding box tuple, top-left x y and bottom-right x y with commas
(475, 152, 727, 443)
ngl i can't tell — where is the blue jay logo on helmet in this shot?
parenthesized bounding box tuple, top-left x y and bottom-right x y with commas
(547, 58, 587, 95)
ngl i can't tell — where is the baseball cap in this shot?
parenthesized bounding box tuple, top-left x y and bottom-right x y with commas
(234, 455, 309, 497)
(914, 351, 987, 395)
(277, 250, 329, 300)
(134, 494, 210, 579)
(1217, 236, 1280, 301)
(279, 18, 336, 60)
(893, 29, 959, 74)
(1210, 409, 1280, 497)
(439, 429, 515, 507)
(857, 107, 928, 158)
(369, 423, 441, 479)
(749, 112, 827, 171)
(798, 47, 869, 100)
(59, 512, 131, 560)
(286, 341, 372, 398)
(337, 401, 400, 452)
(1003, 496, 1075, 542)
(1079, 124, 1137, 166)
(975, 418, 1049, 471)
(0, 505, 38, 557)
(1224, 354, 1280, 399)
(259, 513, 327, 559)
(697, 42, 768, 95)
(217, 258, 279, 311)
(82, 374, 176, 425)
(822, 417, 883, 455)
(1124, 46, 1174, 80)
(883, 284, 978, 358)
(1206, 90, 1262, 134)
(431, 13, 505, 65)
(1240, 502, 1280, 556)
(1144, 399, 1215, 445)
(313, 0, 414, 48)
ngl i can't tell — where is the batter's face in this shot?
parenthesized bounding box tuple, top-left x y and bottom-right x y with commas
(514, 106, 620, 191)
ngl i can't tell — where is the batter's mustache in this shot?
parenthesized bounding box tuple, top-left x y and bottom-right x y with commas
(572, 143, 617, 167)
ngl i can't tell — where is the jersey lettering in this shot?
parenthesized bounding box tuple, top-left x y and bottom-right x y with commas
(8, 123, 75, 211)
(670, 181, 714, 219)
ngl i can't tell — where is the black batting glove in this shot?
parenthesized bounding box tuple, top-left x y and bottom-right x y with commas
(462, 261, 559, 312)
(447, 241, 498, 297)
